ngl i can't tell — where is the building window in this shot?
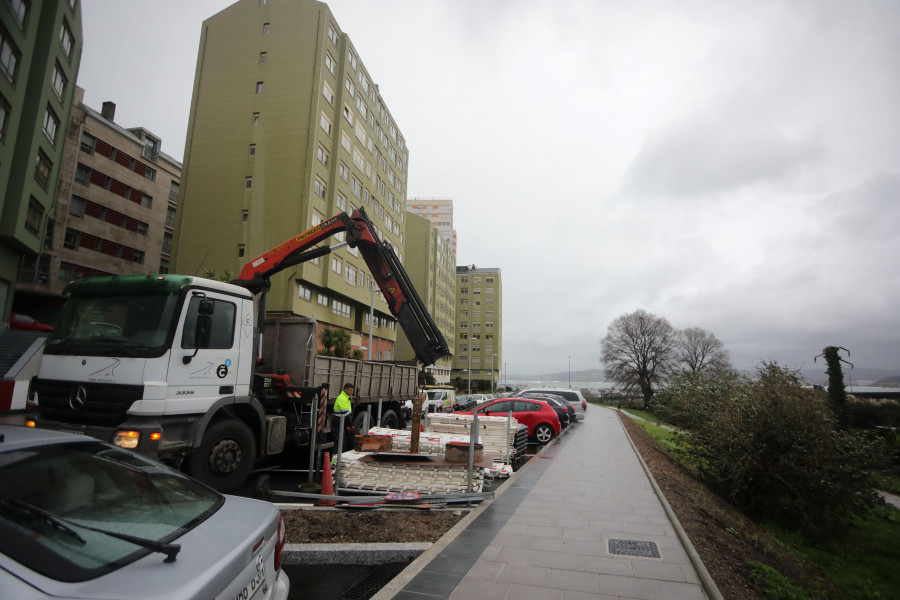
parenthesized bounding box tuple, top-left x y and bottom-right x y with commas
(338, 162, 348, 182)
(245, 177, 252, 189)
(80, 132, 96, 154)
(331, 256, 341, 274)
(336, 193, 346, 211)
(344, 76, 355, 98)
(160, 259, 170, 274)
(259, 52, 266, 64)
(50, 62, 67, 100)
(0, 30, 19, 83)
(138, 222, 150, 237)
(327, 24, 338, 46)
(314, 177, 326, 198)
(169, 180, 179, 202)
(237, 244, 245, 257)
(341, 132, 351, 153)
(9, 0, 28, 29)
(59, 19, 73, 61)
(262, 22, 270, 35)
(256, 81, 263, 94)
(320, 112, 331, 135)
(142, 136, 160, 161)
(63, 227, 80, 249)
(252, 112, 260, 125)
(332, 299, 350, 318)
(347, 49, 358, 70)
(317, 293, 328, 306)
(322, 82, 334, 104)
(132, 250, 144, 265)
(249, 144, 256, 157)
(0, 93, 9, 141)
(141, 194, 152, 209)
(68, 195, 86, 217)
(34, 150, 52, 190)
(324, 52, 335, 75)
(298, 284, 311, 300)
(74, 163, 91, 185)
(317, 144, 328, 166)
(167, 206, 176, 228)
(344, 265, 356, 286)
(42, 106, 59, 144)
(25, 197, 43, 236)
(342, 103, 353, 124)
(58, 261, 74, 282)
(144, 166, 156, 181)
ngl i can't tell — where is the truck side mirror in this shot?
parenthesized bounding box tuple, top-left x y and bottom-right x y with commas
(183, 293, 214, 364)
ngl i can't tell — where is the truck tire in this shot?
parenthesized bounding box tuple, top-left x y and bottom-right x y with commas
(188, 419, 256, 492)
(380, 409, 400, 430)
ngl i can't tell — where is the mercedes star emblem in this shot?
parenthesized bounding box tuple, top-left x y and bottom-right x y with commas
(69, 386, 88, 411)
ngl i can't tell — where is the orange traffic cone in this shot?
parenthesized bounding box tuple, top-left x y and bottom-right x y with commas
(318, 452, 336, 506)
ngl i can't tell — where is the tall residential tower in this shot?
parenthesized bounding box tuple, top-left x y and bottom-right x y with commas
(1, 0, 81, 320)
(175, 0, 410, 358)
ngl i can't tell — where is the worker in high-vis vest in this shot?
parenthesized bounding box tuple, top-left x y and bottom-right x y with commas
(331, 382, 355, 452)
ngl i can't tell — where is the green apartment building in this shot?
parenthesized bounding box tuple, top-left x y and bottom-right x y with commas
(1, 0, 81, 320)
(454, 265, 502, 392)
(175, 0, 410, 358)
(394, 212, 455, 382)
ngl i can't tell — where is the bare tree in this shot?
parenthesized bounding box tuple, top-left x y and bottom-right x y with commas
(601, 309, 677, 405)
(676, 327, 731, 373)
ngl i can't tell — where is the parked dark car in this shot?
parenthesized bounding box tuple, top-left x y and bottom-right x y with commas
(519, 393, 576, 428)
(453, 394, 477, 411)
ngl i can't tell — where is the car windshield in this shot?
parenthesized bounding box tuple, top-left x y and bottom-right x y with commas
(0, 440, 222, 582)
(46, 291, 179, 358)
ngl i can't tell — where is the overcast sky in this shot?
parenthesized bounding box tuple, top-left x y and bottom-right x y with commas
(78, 0, 900, 379)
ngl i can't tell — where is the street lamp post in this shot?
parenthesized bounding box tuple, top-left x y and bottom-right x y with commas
(490, 353, 496, 394)
(568, 355, 571, 388)
(467, 340, 471, 395)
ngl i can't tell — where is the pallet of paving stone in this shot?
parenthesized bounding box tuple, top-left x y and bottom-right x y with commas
(334, 450, 485, 494)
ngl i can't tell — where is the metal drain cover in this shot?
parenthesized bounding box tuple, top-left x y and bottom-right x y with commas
(341, 564, 405, 600)
(608, 539, 661, 558)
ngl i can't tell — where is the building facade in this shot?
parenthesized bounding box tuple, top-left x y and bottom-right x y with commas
(1, 0, 82, 322)
(14, 87, 182, 319)
(453, 265, 502, 393)
(406, 198, 457, 255)
(175, 0, 410, 359)
(394, 212, 455, 382)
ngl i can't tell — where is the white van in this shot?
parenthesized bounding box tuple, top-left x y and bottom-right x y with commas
(520, 388, 587, 421)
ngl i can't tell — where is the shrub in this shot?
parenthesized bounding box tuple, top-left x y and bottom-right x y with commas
(651, 368, 739, 429)
(683, 363, 885, 537)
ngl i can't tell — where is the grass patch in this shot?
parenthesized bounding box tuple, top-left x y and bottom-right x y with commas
(747, 561, 811, 600)
(631, 418, 684, 454)
(873, 470, 900, 496)
(621, 408, 659, 422)
(767, 504, 900, 599)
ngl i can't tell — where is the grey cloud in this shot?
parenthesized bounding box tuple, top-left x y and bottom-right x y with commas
(623, 109, 826, 199)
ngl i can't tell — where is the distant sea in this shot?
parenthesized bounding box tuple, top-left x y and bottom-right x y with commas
(503, 379, 900, 395)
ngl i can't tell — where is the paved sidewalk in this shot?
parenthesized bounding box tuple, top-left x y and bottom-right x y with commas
(378, 407, 713, 600)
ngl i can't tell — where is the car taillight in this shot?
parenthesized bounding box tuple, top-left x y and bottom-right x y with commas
(582, 400, 586, 410)
(274, 513, 285, 572)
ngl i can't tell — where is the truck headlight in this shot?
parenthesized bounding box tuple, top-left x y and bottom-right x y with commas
(113, 430, 140, 449)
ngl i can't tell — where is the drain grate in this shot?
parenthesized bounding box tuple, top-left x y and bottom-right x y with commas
(608, 539, 661, 558)
(341, 564, 405, 600)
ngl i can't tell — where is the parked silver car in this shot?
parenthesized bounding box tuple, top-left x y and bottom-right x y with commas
(520, 388, 587, 421)
(0, 425, 289, 600)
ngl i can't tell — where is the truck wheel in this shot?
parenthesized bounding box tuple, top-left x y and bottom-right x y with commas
(380, 409, 399, 430)
(188, 419, 256, 492)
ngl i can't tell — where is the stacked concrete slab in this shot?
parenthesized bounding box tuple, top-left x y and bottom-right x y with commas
(334, 450, 484, 493)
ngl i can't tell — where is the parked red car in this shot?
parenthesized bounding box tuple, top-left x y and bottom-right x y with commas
(456, 398, 561, 444)
(8, 313, 53, 332)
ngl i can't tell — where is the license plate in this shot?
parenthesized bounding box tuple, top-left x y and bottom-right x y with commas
(232, 556, 266, 600)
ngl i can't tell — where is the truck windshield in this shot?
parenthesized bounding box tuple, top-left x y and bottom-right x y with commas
(45, 292, 179, 358)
